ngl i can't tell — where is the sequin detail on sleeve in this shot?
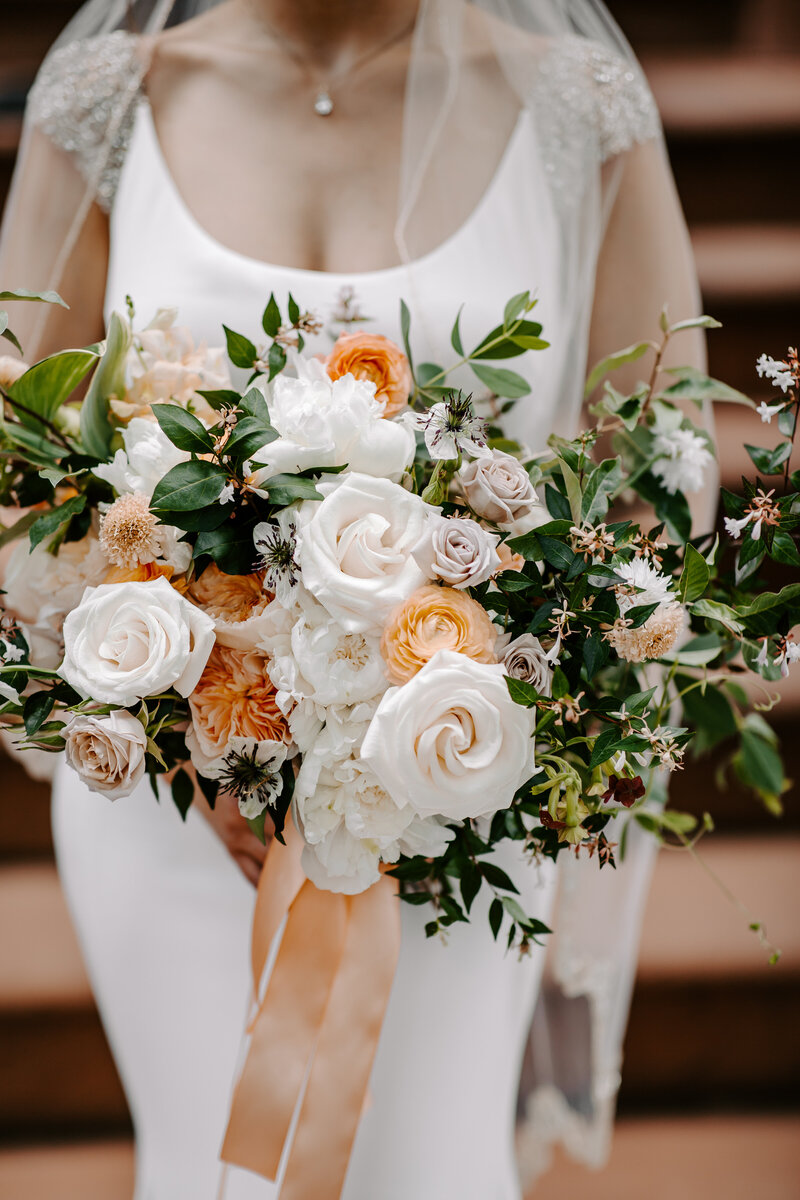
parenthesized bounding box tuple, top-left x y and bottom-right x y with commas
(533, 37, 661, 197)
(26, 31, 144, 213)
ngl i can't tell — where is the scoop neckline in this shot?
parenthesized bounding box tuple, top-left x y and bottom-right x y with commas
(135, 96, 528, 283)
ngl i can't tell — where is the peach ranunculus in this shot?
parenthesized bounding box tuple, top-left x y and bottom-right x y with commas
(104, 561, 178, 586)
(325, 332, 412, 418)
(493, 540, 526, 576)
(381, 584, 497, 685)
(186, 643, 292, 775)
(186, 563, 273, 650)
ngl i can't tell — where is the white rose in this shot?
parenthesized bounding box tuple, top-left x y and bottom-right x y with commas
(93, 417, 189, 497)
(360, 649, 535, 821)
(293, 473, 434, 634)
(60, 577, 215, 706)
(499, 633, 553, 696)
(458, 450, 549, 535)
(251, 370, 415, 485)
(301, 824, 383, 895)
(3, 533, 109, 669)
(411, 514, 502, 588)
(63, 710, 147, 799)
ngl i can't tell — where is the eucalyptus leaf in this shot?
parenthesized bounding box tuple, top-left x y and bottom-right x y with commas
(0, 289, 68, 307)
(470, 362, 531, 399)
(503, 291, 530, 328)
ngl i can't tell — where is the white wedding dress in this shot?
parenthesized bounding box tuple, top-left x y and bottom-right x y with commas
(18, 26, 666, 1200)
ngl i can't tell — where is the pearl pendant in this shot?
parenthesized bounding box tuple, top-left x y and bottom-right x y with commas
(314, 89, 334, 117)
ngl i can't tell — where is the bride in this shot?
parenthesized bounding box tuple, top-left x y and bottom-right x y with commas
(0, 1, 711, 1197)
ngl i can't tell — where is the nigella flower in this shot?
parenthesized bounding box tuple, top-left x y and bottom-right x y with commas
(216, 743, 285, 819)
(756, 353, 794, 394)
(253, 520, 300, 605)
(412, 391, 488, 461)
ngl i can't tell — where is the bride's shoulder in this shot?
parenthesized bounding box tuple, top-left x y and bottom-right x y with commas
(26, 30, 146, 209)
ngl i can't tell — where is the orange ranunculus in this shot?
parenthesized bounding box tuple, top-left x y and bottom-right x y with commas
(381, 585, 497, 685)
(104, 561, 176, 585)
(325, 332, 412, 418)
(188, 644, 291, 763)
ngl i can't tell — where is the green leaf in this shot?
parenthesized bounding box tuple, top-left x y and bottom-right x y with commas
(267, 341, 287, 381)
(503, 291, 530, 328)
(668, 315, 722, 333)
(679, 679, 736, 752)
(584, 341, 651, 398)
(737, 729, 784, 797)
(777, 408, 796, 438)
(480, 861, 519, 894)
(8, 348, 99, 428)
(745, 442, 792, 475)
(560, 460, 583, 526)
(150, 460, 227, 512)
(1, 325, 23, 354)
(223, 415, 278, 459)
(152, 404, 215, 454)
(28, 493, 87, 550)
(625, 602, 660, 629)
(459, 861, 482, 914)
(470, 362, 531, 399)
(470, 320, 543, 361)
(238, 387, 271, 423)
(400, 299, 413, 371)
(223, 325, 258, 369)
(634, 471, 692, 543)
(261, 294, 281, 339)
(0, 288, 68, 307)
(287, 293, 300, 326)
(489, 897, 504, 939)
(582, 634, 608, 678)
(581, 458, 624, 525)
(0, 509, 41, 550)
(740, 583, 800, 622)
(661, 632, 721, 666)
(510, 334, 549, 352)
(450, 306, 465, 356)
(661, 365, 755, 409)
(537, 535, 575, 571)
(505, 676, 541, 707)
(678, 544, 710, 603)
(196, 388, 242, 411)
(691, 599, 744, 635)
(23, 691, 56, 736)
(194, 522, 258, 575)
(770, 531, 800, 567)
(80, 312, 131, 457)
(259, 473, 322, 506)
(170, 767, 195, 821)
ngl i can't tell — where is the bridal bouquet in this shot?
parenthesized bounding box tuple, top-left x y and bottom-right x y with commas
(0, 287, 797, 950)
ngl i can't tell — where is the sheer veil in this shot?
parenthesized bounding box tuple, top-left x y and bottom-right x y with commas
(0, 0, 692, 1185)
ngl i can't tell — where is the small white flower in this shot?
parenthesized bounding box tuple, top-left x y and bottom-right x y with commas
(0, 639, 24, 664)
(219, 481, 235, 505)
(652, 428, 714, 495)
(755, 638, 770, 668)
(724, 514, 752, 540)
(755, 401, 785, 424)
(756, 354, 794, 394)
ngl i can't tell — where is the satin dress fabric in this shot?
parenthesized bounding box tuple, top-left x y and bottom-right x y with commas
(53, 97, 566, 1200)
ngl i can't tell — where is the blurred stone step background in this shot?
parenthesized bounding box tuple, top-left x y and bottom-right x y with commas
(1, 0, 799, 1197)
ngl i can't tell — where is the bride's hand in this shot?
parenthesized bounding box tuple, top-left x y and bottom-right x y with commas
(176, 765, 275, 886)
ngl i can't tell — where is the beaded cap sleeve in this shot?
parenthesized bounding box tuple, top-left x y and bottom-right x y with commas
(26, 31, 143, 213)
(532, 36, 661, 198)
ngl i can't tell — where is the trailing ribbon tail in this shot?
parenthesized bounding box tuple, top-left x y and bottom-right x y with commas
(221, 822, 401, 1198)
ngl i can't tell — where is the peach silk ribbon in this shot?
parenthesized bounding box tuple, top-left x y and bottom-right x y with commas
(221, 820, 402, 1199)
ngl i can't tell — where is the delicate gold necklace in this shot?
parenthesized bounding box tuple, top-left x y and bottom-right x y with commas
(258, 15, 417, 117)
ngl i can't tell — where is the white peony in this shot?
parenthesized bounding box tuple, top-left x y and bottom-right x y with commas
(651, 428, 714, 495)
(250, 368, 415, 485)
(458, 450, 549, 535)
(3, 533, 109, 669)
(360, 649, 535, 821)
(60, 577, 215, 706)
(93, 418, 189, 497)
(292, 473, 434, 635)
(301, 824, 383, 895)
(285, 594, 388, 708)
(411, 514, 502, 588)
(63, 710, 148, 799)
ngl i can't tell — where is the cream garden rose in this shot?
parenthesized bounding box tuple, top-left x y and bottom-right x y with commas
(458, 450, 549, 535)
(291, 473, 434, 634)
(63, 710, 148, 799)
(360, 649, 535, 821)
(60, 577, 215, 706)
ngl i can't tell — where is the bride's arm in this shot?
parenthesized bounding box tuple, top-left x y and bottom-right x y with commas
(588, 137, 719, 534)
